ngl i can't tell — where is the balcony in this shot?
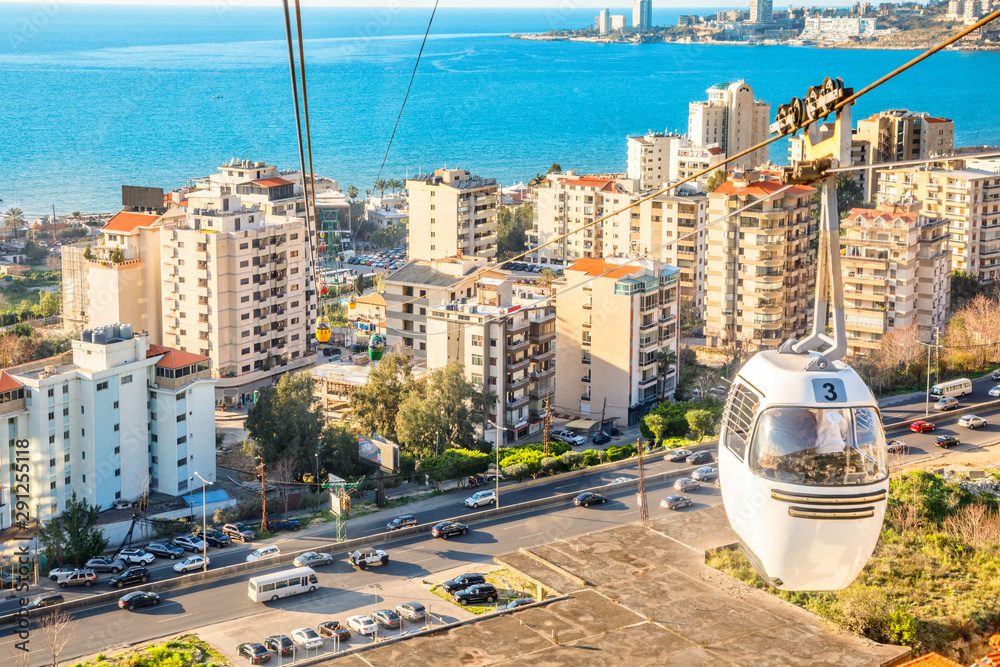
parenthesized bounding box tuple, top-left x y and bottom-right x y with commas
(506, 337, 530, 353)
(506, 355, 530, 371)
(581, 375, 591, 383)
(506, 393, 530, 409)
(507, 375, 530, 391)
(639, 319, 658, 332)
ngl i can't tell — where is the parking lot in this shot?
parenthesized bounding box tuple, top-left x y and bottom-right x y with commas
(345, 246, 407, 272)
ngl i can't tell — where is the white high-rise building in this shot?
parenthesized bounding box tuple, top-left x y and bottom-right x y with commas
(632, 0, 652, 31)
(626, 132, 685, 189)
(688, 81, 771, 171)
(595, 8, 611, 35)
(750, 0, 773, 23)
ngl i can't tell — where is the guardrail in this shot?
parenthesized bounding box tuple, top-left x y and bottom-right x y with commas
(0, 463, 699, 627)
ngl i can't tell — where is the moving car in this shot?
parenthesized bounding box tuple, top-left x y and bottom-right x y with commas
(506, 598, 534, 610)
(318, 621, 351, 640)
(386, 515, 417, 531)
(85, 557, 125, 573)
(173, 535, 207, 553)
(146, 542, 184, 560)
(197, 529, 231, 548)
(886, 440, 909, 455)
(349, 549, 389, 569)
(673, 478, 700, 492)
(934, 397, 960, 411)
(48, 565, 83, 581)
(664, 449, 692, 463)
(935, 435, 960, 448)
(346, 615, 378, 636)
(371, 609, 402, 630)
(237, 642, 271, 664)
(56, 569, 97, 588)
(990, 384, 1000, 397)
(611, 476, 631, 484)
(464, 490, 497, 508)
(246, 546, 280, 563)
(686, 451, 714, 465)
(959, 415, 987, 429)
(119, 548, 155, 565)
(222, 522, 256, 542)
(269, 518, 300, 532)
(263, 635, 294, 657)
(396, 602, 426, 622)
(992, 369, 1000, 381)
(441, 573, 485, 593)
(174, 556, 209, 573)
(660, 495, 693, 510)
(691, 466, 719, 482)
(910, 420, 935, 433)
(573, 492, 607, 507)
(117, 591, 160, 610)
(25, 594, 64, 610)
(290, 628, 323, 650)
(454, 584, 499, 606)
(109, 567, 151, 588)
(431, 521, 469, 539)
(293, 551, 333, 568)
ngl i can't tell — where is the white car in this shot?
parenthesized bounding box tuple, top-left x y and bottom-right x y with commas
(611, 476, 631, 484)
(290, 628, 323, 649)
(173, 536, 207, 553)
(990, 385, 1000, 397)
(173, 555, 209, 573)
(553, 430, 585, 446)
(346, 615, 378, 636)
(246, 545, 280, 562)
(119, 548, 155, 566)
(886, 440, 909, 454)
(959, 414, 987, 429)
(464, 490, 497, 508)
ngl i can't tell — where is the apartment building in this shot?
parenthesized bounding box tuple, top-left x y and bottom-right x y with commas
(705, 172, 816, 349)
(688, 81, 771, 171)
(633, 0, 652, 30)
(877, 166, 1000, 282)
(427, 278, 556, 443)
(800, 16, 880, 41)
(555, 258, 679, 428)
(0, 331, 214, 526)
(750, 0, 773, 22)
(406, 169, 499, 262)
(595, 8, 611, 34)
(529, 172, 641, 265)
(841, 204, 951, 354)
(383, 256, 486, 359)
(626, 132, 685, 189)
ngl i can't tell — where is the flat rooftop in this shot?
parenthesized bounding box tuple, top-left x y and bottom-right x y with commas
(319, 505, 909, 666)
(310, 357, 426, 386)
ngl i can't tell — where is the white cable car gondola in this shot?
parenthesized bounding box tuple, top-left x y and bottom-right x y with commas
(718, 88, 889, 592)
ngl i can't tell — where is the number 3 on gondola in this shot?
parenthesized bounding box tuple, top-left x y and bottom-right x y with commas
(811, 379, 846, 403)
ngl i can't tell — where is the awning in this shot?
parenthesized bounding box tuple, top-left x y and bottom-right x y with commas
(565, 419, 598, 431)
(182, 489, 231, 507)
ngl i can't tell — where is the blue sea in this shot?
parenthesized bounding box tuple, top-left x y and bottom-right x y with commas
(1, 3, 998, 215)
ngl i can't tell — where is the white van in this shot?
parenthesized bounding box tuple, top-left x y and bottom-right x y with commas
(930, 378, 972, 399)
(246, 545, 281, 563)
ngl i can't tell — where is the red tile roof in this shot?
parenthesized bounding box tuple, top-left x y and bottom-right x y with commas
(713, 179, 815, 198)
(146, 345, 210, 370)
(707, 147, 724, 155)
(924, 117, 951, 123)
(0, 370, 23, 392)
(252, 177, 293, 188)
(896, 653, 964, 667)
(567, 257, 643, 280)
(557, 176, 621, 193)
(103, 210, 161, 233)
(848, 208, 921, 225)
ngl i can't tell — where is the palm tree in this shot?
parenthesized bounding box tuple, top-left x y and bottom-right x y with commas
(527, 173, 546, 187)
(3, 208, 25, 239)
(346, 185, 358, 201)
(657, 349, 677, 400)
(389, 178, 404, 193)
(374, 179, 388, 197)
(538, 268, 556, 295)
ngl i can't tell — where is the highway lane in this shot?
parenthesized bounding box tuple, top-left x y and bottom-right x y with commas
(878, 371, 1000, 423)
(1, 475, 723, 666)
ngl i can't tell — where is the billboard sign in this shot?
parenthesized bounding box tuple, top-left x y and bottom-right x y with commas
(358, 434, 399, 473)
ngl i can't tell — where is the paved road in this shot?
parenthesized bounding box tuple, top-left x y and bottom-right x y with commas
(877, 371, 999, 423)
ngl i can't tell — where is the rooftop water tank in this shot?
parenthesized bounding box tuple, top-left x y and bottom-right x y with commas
(103, 325, 114, 341)
(82, 329, 92, 343)
(112, 323, 121, 340)
(93, 331, 106, 344)
(121, 324, 133, 339)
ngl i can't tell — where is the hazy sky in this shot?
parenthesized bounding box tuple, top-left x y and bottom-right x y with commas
(0, 0, 755, 6)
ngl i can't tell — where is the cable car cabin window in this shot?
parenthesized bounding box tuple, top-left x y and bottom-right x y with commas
(722, 382, 759, 461)
(750, 406, 887, 486)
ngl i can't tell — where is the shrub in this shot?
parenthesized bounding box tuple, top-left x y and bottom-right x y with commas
(560, 451, 583, 469)
(605, 446, 627, 462)
(580, 449, 600, 467)
(502, 463, 531, 482)
(509, 441, 571, 457)
(829, 585, 893, 643)
(213, 506, 239, 524)
(499, 449, 546, 471)
(540, 456, 561, 475)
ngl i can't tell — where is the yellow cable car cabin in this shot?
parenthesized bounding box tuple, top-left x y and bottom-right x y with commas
(315, 316, 332, 343)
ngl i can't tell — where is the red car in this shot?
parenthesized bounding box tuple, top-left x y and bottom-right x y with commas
(910, 420, 935, 433)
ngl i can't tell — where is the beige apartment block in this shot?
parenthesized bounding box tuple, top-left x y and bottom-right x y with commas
(427, 278, 556, 443)
(877, 166, 1000, 282)
(841, 204, 951, 354)
(529, 172, 641, 266)
(626, 132, 685, 189)
(688, 81, 770, 172)
(636, 189, 709, 315)
(406, 169, 499, 262)
(555, 258, 679, 429)
(705, 172, 816, 349)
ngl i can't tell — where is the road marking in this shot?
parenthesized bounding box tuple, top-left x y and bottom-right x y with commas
(554, 484, 576, 491)
(518, 532, 544, 539)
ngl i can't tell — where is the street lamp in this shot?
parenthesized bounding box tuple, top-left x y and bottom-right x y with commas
(486, 419, 502, 509)
(192, 472, 212, 573)
(315, 451, 320, 487)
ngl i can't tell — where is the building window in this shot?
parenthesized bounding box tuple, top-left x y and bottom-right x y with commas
(48, 435, 55, 444)
(64, 454, 69, 463)
(151, 456, 158, 464)
(113, 401, 119, 409)
(471, 373, 483, 385)
(178, 435, 187, 444)
(177, 414, 186, 423)
(62, 407, 68, 416)
(178, 479, 187, 491)
(48, 411, 54, 421)
(240, 260, 249, 268)
(471, 354, 484, 366)
(114, 424, 120, 432)
(97, 381, 108, 391)
(114, 469, 120, 477)
(242, 330, 250, 337)
(241, 347, 250, 354)
(241, 313, 250, 320)
(47, 388, 54, 398)
(240, 242, 248, 250)
(151, 413, 157, 421)
(241, 296, 250, 303)
(242, 365, 251, 372)
(49, 458, 55, 467)
(50, 482, 56, 490)
(177, 458, 186, 468)
(151, 434, 158, 442)
(114, 445, 120, 454)
(62, 385, 68, 394)
(63, 431, 69, 440)
(121, 375, 132, 385)
(241, 278, 250, 285)
(65, 476, 70, 485)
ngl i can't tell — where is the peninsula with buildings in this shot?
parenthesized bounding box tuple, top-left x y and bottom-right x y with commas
(511, 0, 1000, 49)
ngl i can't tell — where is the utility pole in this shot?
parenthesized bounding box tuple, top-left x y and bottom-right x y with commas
(543, 395, 552, 446)
(600, 397, 607, 437)
(257, 457, 268, 534)
(924, 339, 932, 417)
(636, 437, 648, 523)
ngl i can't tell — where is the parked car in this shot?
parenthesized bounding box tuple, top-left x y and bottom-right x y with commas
(293, 551, 333, 568)
(396, 602, 426, 622)
(318, 620, 351, 640)
(664, 449, 692, 463)
(990, 384, 1000, 397)
(910, 420, 935, 433)
(117, 591, 160, 610)
(934, 397, 960, 411)
(173, 536, 207, 553)
(290, 628, 323, 650)
(85, 557, 125, 573)
(660, 495, 693, 510)
(506, 598, 534, 610)
(109, 567, 150, 588)
(592, 433, 612, 445)
(371, 609, 402, 630)
(119, 548, 155, 565)
(886, 440, 909, 455)
(959, 415, 987, 429)
(441, 573, 485, 594)
(146, 542, 184, 560)
(25, 594, 64, 610)
(935, 435, 960, 448)
(686, 451, 714, 465)
(174, 556, 209, 573)
(222, 522, 255, 542)
(263, 635, 294, 657)
(553, 430, 585, 446)
(573, 492, 607, 507)
(56, 569, 97, 588)
(431, 521, 469, 539)
(237, 642, 271, 664)
(386, 515, 417, 531)
(246, 546, 280, 563)
(454, 584, 499, 606)
(197, 529, 231, 548)
(322, 347, 336, 357)
(692, 466, 719, 482)
(464, 490, 497, 508)
(48, 565, 82, 581)
(346, 615, 378, 636)
(349, 549, 388, 570)
(673, 478, 700, 492)
(269, 518, 300, 532)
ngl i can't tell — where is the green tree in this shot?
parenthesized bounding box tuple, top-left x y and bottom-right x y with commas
(644, 413, 669, 448)
(538, 267, 556, 294)
(836, 173, 866, 216)
(950, 269, 983, 309)
(368, 223, 407, 249)
(547, 163, 562, 174)
(502, 462, 531, 482)
(560, 451, 583, 469)
(243, 372, 323, 475)
(109, 246, 124, 264)
(346, 185, 358, 201)
(396, 363, 489, 455)
(374, 179, 388, 196)
(540, 456, 561, 475)
(389, 178, 404, 192)
(38, 290, 61, 317)
(686, 408, 715, 442)
(37, 492, 109, 566)
(704, 170, 726, 192)
(496, 206, 527, 260)
(318, 422, 367, 479)
(22, 239, 48, 263)
(83, 244, 92, 260)
(418, 448, 490, 486)
(348, 353, 414, 443)
(3, 207, 25, 239)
